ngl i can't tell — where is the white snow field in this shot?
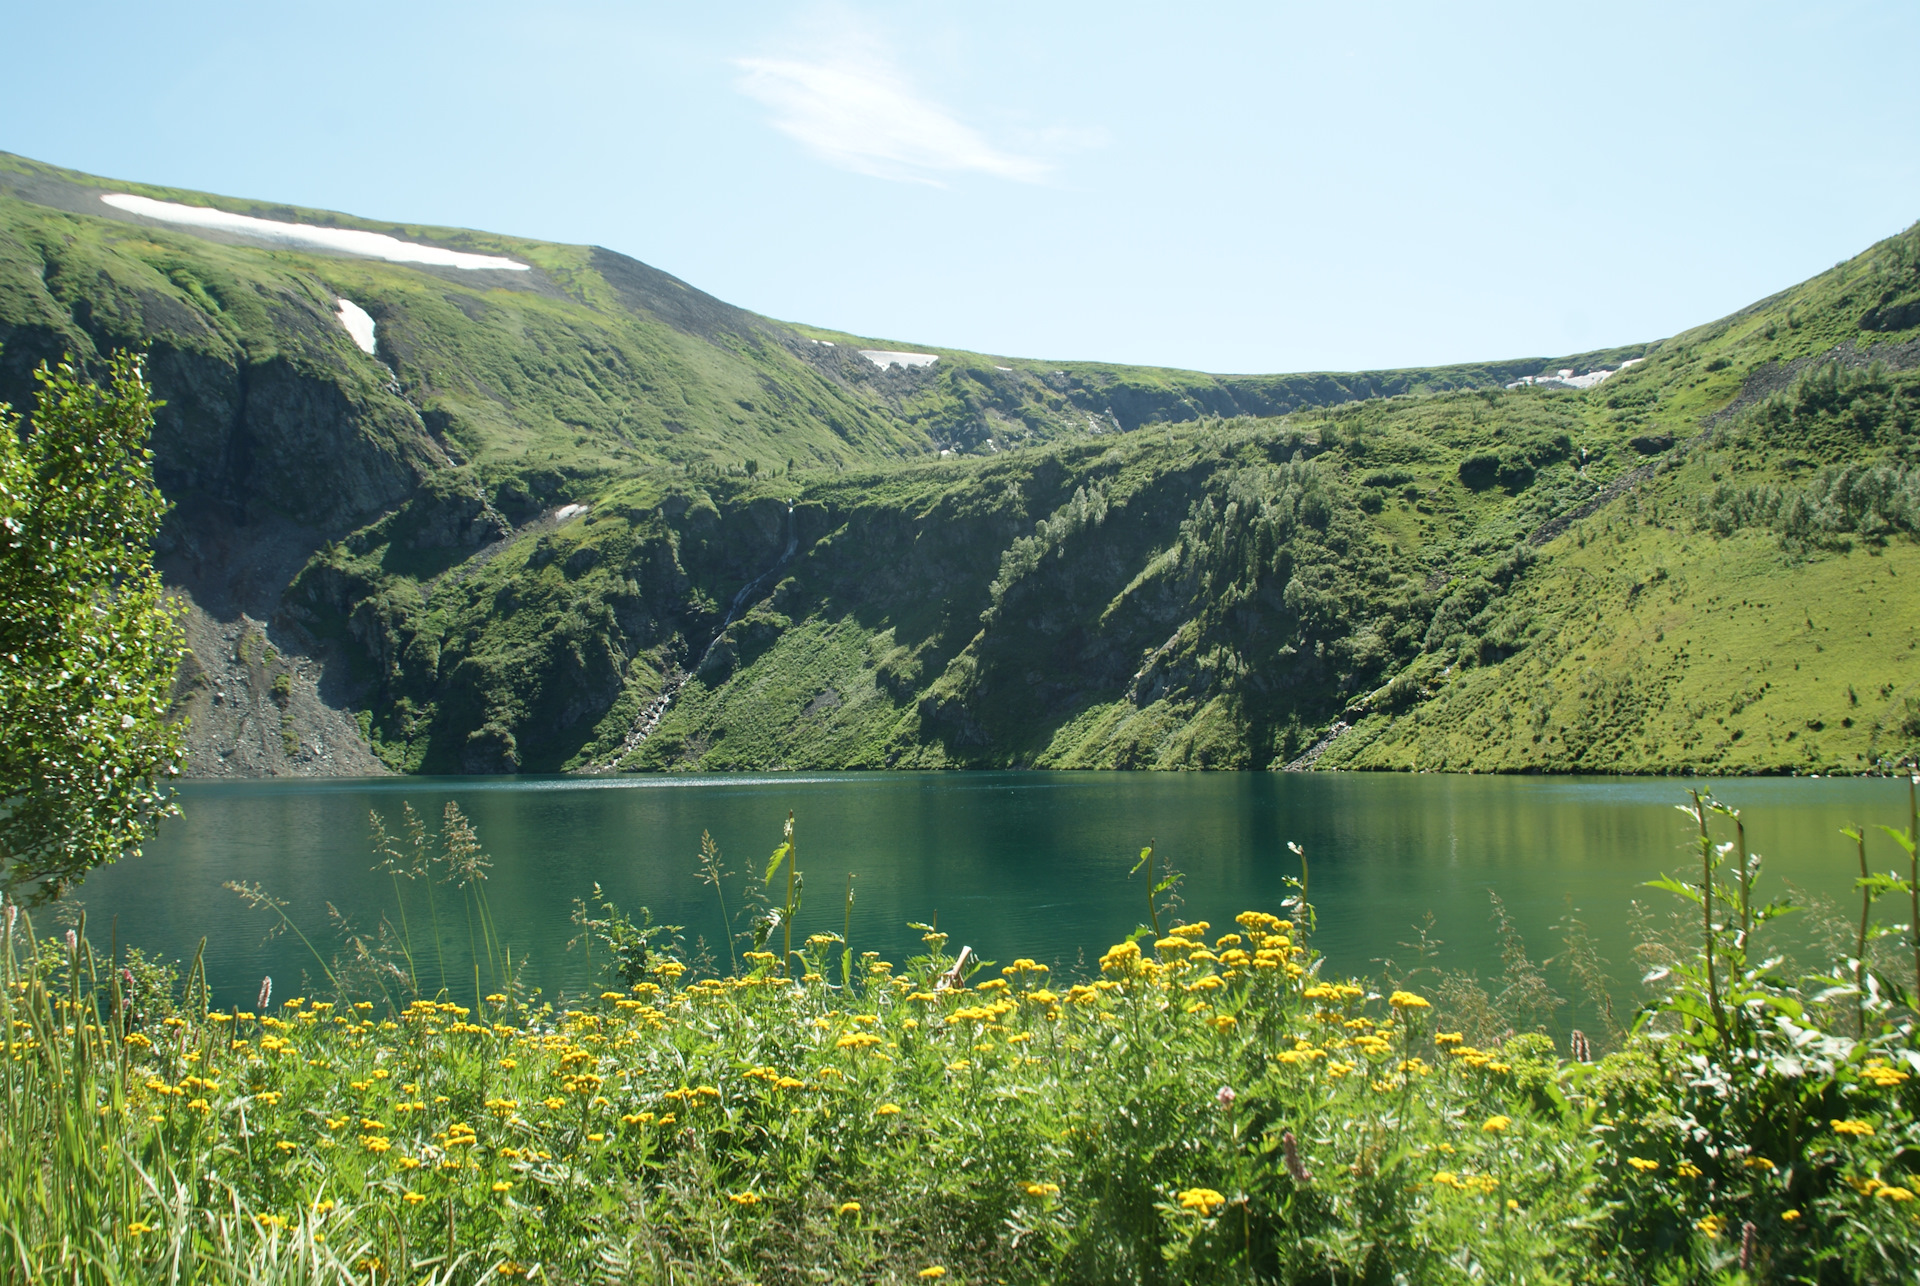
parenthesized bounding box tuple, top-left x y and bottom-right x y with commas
(1505, 357, 1643, 390)
(100, 194, 529, 271)
(334, 299, 377, 354)
(859, 349, 939, 369)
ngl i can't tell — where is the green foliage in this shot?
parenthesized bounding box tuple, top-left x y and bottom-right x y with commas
(5, 798, 1920, 1282)
(0, 355, 185, 900)
(569, 885, 680, 989)
(8, 156, 1920, 780)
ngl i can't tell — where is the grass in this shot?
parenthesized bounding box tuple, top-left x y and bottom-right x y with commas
(5, 151, 1920, 777)
(4, 794, 1920, 1283)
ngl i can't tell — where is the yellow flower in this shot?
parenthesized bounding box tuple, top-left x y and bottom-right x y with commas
(1627, 1157, 1659, 1173)
(491, 1181, 511, 1194)
(1743, 1157, 1776, 1171)
(1831, 1119, 1875, 1137)
(1387, 991, 1430, 1010)
(1676, 1162, 1702, 1179)
(1781, 1209, 1801, 1222)
(1023, 1181, 1061, 1197)
(127, 1221, 154, 1237)
(274, 1140, 298, 1153)
(403, 1192, 425, 1205)
(917, 1268, 946, 1279)
(729, 1191, 761, 1206)
(1177, 1187, 1228, 1215)
(1877, 1186, 1916, 1202)
(837, 1201, 861, 1216)
(1481, 1115, 1510, 1134)
(876, 1103, 902, 1116)
(1862, 1059, 1910, 1088)
(1696, 1214, 1725, 1239)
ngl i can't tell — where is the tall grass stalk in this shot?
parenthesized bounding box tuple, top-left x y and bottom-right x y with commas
(1847, 823, 1871, 1037)
(841, 872, 856, 989)
(1688, 789, 1725, 1042)
(764, 811, 799, 975)
(695, 830, 736, 976)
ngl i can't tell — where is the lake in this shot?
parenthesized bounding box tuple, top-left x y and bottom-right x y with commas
(65, 772, 1916, 1019)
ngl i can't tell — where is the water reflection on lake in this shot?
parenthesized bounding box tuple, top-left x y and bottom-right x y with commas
(69, 772, 1912, 1015)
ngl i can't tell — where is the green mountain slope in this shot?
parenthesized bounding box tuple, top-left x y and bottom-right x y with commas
(0, 150, 1914, 776)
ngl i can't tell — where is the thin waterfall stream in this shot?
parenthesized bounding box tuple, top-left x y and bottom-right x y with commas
(600, 504, 798, 766)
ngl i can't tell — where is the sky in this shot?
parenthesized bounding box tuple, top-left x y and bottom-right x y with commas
(4, 1, 1917, 374)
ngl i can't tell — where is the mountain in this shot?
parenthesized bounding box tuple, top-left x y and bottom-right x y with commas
(0, 150, 1914, 776)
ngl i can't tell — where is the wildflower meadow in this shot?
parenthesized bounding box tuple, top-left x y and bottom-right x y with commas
(2, 789, 1918, 1284)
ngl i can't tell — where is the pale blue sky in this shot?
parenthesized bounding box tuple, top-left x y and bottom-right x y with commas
(5, 1, 1916, 373)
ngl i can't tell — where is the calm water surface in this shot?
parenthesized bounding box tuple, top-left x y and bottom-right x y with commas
(69, 772, 1916, 1010)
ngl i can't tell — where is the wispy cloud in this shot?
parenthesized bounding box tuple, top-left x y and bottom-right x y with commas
(734, 51, 1051, 185)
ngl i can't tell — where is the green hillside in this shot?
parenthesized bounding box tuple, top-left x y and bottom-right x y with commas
(0, 149, 1914, 776)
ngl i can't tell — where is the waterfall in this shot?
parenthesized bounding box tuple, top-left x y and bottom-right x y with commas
(599, 504, 798, 768)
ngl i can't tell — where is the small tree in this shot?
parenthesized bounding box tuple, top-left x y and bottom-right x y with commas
(0, 353, 186, 900)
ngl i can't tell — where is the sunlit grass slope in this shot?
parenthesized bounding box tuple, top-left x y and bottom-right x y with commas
(3, 148, 1916, 775)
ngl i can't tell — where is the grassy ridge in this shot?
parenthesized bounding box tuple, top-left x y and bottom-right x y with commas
(628, 223, 1920, 776)
(1, 149, 1916, 775)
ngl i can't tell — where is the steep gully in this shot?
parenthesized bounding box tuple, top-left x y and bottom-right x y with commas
(593, 504, 798, 769)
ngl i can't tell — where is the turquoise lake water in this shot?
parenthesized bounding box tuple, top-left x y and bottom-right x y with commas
(65, 772, 1915, 1017)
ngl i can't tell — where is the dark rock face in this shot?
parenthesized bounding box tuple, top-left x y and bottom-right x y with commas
(396, 472, 511, 550)
(1628, 432, 1675, 455)
(4, 319, 431, 534)
(149, 348, 428, 528)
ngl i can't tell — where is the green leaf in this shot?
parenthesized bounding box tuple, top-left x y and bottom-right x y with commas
(764, 842, 790, 885)
(1129, 844, 1153, 877)
(1645, 875, 1703, 905)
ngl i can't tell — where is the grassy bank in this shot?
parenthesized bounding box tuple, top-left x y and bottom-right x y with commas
(3, 794, 1919, 1284)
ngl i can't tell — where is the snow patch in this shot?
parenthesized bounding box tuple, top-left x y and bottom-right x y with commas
(552, 503, 589, 524)
(100, 194, 530, 271)
(859, 349, 938, 369)
(335, 298, 376, 354)
(1506, 357, 1643, 391)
